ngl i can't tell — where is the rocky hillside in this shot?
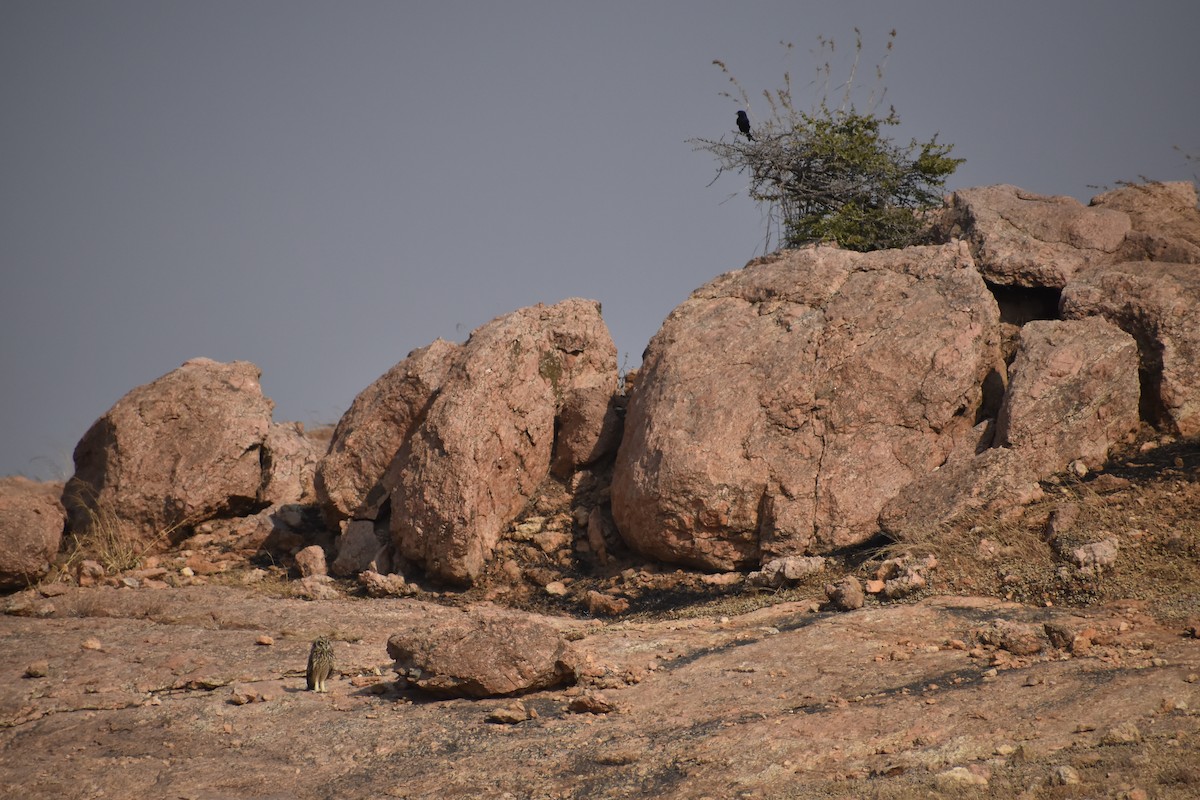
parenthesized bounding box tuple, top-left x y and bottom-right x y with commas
(2, 181, 1199, 798)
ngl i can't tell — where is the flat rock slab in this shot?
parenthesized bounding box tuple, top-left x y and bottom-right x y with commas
(2, 586, 1198, 799)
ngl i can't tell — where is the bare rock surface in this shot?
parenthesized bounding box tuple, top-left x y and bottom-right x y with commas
(879, 447, 1044, 538)
(1091, 181, 1200, 263)
(388, 299, 617, 584)
(1061, 261, 1200, 436)
(0, 478, 65, 591)
(613, 243, 1001, 570)
(260, 421, 323, 507)
(996, 317, 1141, 478)
(942, 184, 1131, 287)
(314, 338, 458, 525)
(2, 586, 1197, 799)
(62, 358, 275, 546)
(386, 602, 578, 697)
(330, 519, 387, 577)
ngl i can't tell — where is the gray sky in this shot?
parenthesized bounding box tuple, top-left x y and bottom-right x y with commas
(3, 1, 1198, 480)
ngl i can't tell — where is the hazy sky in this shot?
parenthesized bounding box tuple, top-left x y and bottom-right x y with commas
(3, 1, 1198, 480)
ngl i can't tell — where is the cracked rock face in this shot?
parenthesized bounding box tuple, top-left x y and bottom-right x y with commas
(386, 299, 618, 585)
(611, 243, 1003, 570)
(940, 184, 1132, 288)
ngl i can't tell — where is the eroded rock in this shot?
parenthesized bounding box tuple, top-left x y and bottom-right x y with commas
(0, 478, 66, 591)
(995, 318, 1140, 478)
(1091, 181, 1200, 264)
(879, 448, 1044, 539)
(748, 556, 826, 588)
(62, 358, 275, 547)
(1061, 261, 1200, 436)
(941, 184, 1131, 287)
(612, 243, 1002, 570)
(314, 339, 458, 525)
(387, 603, 578, 697)
(388, 299, 617, 584)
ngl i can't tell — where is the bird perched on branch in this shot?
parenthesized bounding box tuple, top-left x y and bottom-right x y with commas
(736, 110, 754, 141)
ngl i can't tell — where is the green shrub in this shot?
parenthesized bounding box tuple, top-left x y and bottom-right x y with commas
(693, 30, 964, 252)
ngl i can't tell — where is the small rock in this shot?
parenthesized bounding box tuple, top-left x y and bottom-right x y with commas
(747, 556, 825, 588)
(700, 572, 742, 586)
(976, 620, 1044, 656)
(568, 691, 616, 714)
(1101, 721, 1142, 745)
(359, 570, 416, 598)
(976, 538, 1001, 561)
(533, 531, 571, 555)
(295, 545, 328, 578)
(1072, 538, 1119, 572)
(1051, 765, 1081, 785)
(23, 660, 50, 678)
(934, 766, 988, 787)
(585, 591, 629, 616)
(81, 637, 103, 651)
(255, 635, 274, 646)
(76, 560, 106, 587)
(241, 568, 267, 584)
(544, 581, 568, 597)
(1045, 502, 1080, 539)
(486, 702, 532, 724)
(228, 685, 259, 705)
(1044, 620, 1081, 650)
(184, 554, 224, 575)
(295, 575, 340, 601)
(824, 576, 864, 611)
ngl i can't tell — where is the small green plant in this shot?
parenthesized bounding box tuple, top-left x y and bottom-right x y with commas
(692, 30, 964, 252)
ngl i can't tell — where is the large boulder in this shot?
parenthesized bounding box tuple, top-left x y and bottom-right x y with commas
(995, 318, 1141, 477)
(314, 339, 458, 525)
(1090, 181, 1200, 264)
(62, 358, 275, 546)
(387, 603, 578, 697)
(388, 299, 618, 584)
(260, 422, 323, 507)
(940, 184, 1131, 287)
(0, 477, 66, 591)
(612, 243, 1003, 571)
(1061, 262, 1200, 436)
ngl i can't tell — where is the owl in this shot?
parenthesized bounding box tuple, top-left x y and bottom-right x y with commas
(306, 636, 335, 692)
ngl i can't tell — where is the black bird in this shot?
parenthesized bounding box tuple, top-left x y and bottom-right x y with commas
(736, 110, 754, 141)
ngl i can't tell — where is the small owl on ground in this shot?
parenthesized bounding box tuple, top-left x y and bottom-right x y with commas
(307, 636, 335, 692)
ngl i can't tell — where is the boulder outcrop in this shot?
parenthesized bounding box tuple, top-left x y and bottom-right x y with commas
(995, 317, 1141, 477)
(62, 358, 275, 546)
(386, 299, 618, 584)
(0, 478, 66, 591)
(314, 339, 458, 525)
(612, 242, 1003, 570)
